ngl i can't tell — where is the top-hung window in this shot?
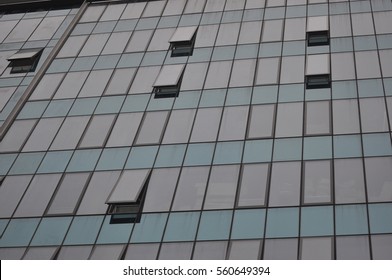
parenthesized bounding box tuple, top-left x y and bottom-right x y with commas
(153, 64, 185, 98)
(305, 54, 330, 89)
(307, 16, 329, 46)
(7, 49, 43, 73)
(169, 26, 198, 57)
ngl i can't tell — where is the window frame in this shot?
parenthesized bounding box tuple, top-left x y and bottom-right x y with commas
(7, 48, 43, 74)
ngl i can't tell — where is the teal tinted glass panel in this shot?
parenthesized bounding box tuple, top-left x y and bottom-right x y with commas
(213, 141, 243, 164)
(43, 100, 73, 117)
(235, 44, 259, 59)
(64, 216, 104, 245)
(0, 154, 17, 175)
(378, 35, 392, 50)
(231, 209, 265, 239)
(225, 88, 252, 106)
(70, 56, 97, 71)
(95, 148, 130, 171)
(259, 42, 282, 57)
(0, 218, 39, 247)
(117, 53, 143, 68)
(332, 81, 357, 99)
(303, 136, 332, 160)
(46, 58, 74, 73)
(301, 206, 334, 237)
(199, 89, 226, 108)
(93, 54, 121, 70)
(335, 204, 369, 235)
(163, 212, 200, 242)
(369, 204, 392, 234)
(279, 84, 304, 102)
(173, 91, 201, 109)
(155, 144, 186, 167)
(17, 101, 49, 119)
(68, 97, 99, 116)
(66, 149, 102, 172)
(305, 88, 331, 101)
(96, 216, 133, 244)
(9, 152, 44, 175)
(188, 48, 212, 63)
(184, 143, 215, 166)
(130, 213, 168, 243)
(141, 51, 166, 66)
(147, 95, 174, 111)
(197, 210, 232, 241)
(354, 36, 377, 51)
(252, 86, 278, 104)
(273, 138, 302, 161)
(358, 79, 384, 97)
(282, 41, 305, 56)
(212, 46, 235, 61)
(37, 151, 73, 173)
(0, 219, 8, 236)
(243, 140, 273, 163)
(385, 78, 392, 96)
(362, 133, 392, 157)
(333, 135, 363, 158)
(125, 146, 158, 169)
(31, 217, 72, 246)
(95, 96, 125, 114)
(121, 94, 150, 112)
(265, 208, 299, 238)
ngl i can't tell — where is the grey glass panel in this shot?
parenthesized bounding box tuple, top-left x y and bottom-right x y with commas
(30, 73, 65, 100)
(269, 161, 301, 207)
(284, 17, 305, 41)
(106, 113, 142, 147)
(124, 244, 159, 260)
(275, 102, 303, 137)
(263, 238, 298, 260)
(238, 21, 262, 44)
(184, 0, 206, 13)
(332, 99, 360, 134)
(355, 51, 381, 79)
(79, 114, 115, 148)
(78, 70, 113, 98)
(158, 242, 193, 260)
(336, 236, 370, 260)
(78, 33, 110, 56)
(102, 32, 132, 55)
(280, 55, 304, 84)
(53, 71, 89, 99)
(0, 175, 32, 218)
(22, 117, 63, 152)
(360, 98, 389, 133)
(162, 0, 186, 15)
(105, 68, 136, 95)
(351, 13, 374, 36)
(89, 245, 124, 260)
(0, 120, 36, 153)
(30, 16, 64, 40)
(121, 2, 146, 19)
(380, 50, 392, 78)
(218, 106, 248, 141)
(228, 240, 261, 260)
(204, 60, 232, 89)
(56, 246, 92, 260)
(148, 28, 175, 51)
(306, 54, 329, 76)
(374, 11, 392, 34)
(100, 4, 126, 21)
(334, 158, 366, 204)
(50, 116, 90, 150)
(330, 14, 352, 38)
(194, 24, 219, 47)
(371, 235, 392, 260)
(229, 59, 256, 87)
(248, 104, 275, 138)
(181, 62, 208, 91)
(365, 157, 392, 202)
(215, 22, 240, 46)
(154, 64, 185, 87)
(0, 248, 25, 260)
(142, 0, 166, 17)
(0, 87, 15, 111)
(47, 173, 90, 215)
(303, 160, 331, 204)
(171, 166, 209, 211)
(203, 165, 240, 210)
(261, 19, 283, 42)
(204, 0, 225, 12)
(22, 247, 57, 260)
(125, 30, 153, 53)
(0, 20, 18, 43)
(193, 241, 228, 260)
(305, 101, 330, 135)
(162, 109, 196, 144)
(143, 167, 179, 211)
(129, 66, 160, 94)
(135, 111, 169, 145)
(307, 15, 328, 32)
(4, 18, 41, 43)
(77, 171, 120, 215)
(80, 5, 105, 22)
(14, 174, 61, 217)
(256, 57, 280, 85)
(300, 237, 333, 260)
(238, 163, 268, 207)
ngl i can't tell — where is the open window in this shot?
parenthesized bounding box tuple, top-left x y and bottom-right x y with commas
(169, 26, 197, 57)
(7, 48, 43, 73)
(307, 16, 329, 47)
(306, 54, 330, 89)
(153, 64, 185, 98)
(106, 169, 151, 224)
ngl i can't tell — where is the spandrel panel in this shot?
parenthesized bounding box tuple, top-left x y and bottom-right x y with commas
(162, 109, 196, 144)
(280, 55, 304, 84)
(197, 210, 232, 240)
(371, 235, 392, 260)
(79, 5, 105, 22)
(351, 13, 374, 36)
(0, 175, 32, 218)
(121, 2, 146, 19)
(330, 14, 352, 38)
(355, 51, 381, 79)
(300, 206, 333, 236)
(142, 0, 166, 17)
(77, 171, 121, 215)
(359, 98, 389, 133)
(147, 28, 175, 51)
(130, 213, 168, 243)
(379, 50, 392, 78)
(300, 237, 333, 260)
(193, 241, 228, 260)
(218, 106, 248, 141)
(100, 4, 126, 21)
(4, 18, 41, 43)
(215, 22, 241, 46)
(303, 161, 332, 204)
(332, 99, 360, 134)
(53, 71, 89, 99)
(30, 16, 65, 40)
(203, 165, 240, 210)
(96, 216, 133, 244)
(30, 217, 72, 246)
(47, 173, 90, 215)
(106, 112, 143, 147)
(335, 204, 368, 235)
(79, 114, 116, 148)
(135, 111, 169, 145)
(124, 243, 159, 260)
(284, 17, 306, 41)
(265, 208, 299, 238)
(14, 174, 62, 218)
(228, 240, 261, 260)
(78, 70, 113, 98)
(247, 104, 275, 138)
(238, 163, 269, 207)
(78, 33, 110, 56)
(23, 247, 58, 260)
(365, 157, 392, 203)
(50, 116, 90, 150)
(275, 102, 303, 137)
(0, 120, 36, 153)
(238, 21, 262, 44)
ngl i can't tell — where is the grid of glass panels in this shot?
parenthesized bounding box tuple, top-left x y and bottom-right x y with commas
(1, 0, 392, 260)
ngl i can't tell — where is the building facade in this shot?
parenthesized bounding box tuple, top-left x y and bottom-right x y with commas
(0, 0, 392, 260)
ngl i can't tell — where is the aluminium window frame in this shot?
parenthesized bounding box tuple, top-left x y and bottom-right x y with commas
(7, 48, 43, 74)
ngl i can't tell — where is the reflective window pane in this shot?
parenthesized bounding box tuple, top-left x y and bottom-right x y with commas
(238, 164, 269, 207)
(303, 161, 331, 204)
(300, 237, 333, 260)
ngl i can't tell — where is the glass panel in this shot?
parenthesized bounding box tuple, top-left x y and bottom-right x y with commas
(197, 210, 232, 240)
(360, 98, 389, 133)
(78, 115, 115, 148)
(301, 205, 333, 237)
(229, 59, 256, 87)
(154, 144, 186, 168)
(365, 157, 392, 202)
(124, 243, 159, 260)
(374, 11, 392, 34)
(218, 106, 248, 141)
(30, 73, 65, 100)
(263, 238, 298, 260)
(8, 152, 44, 175)
(335, 204, 369, 235)
(228, 240, 261, 260)
(130, 213, 168, 243)
(193, 241, 228, 260)
(158, 242, 193, 260)
(47, 173, 90, 215)
(0, 175, 32, 218)
(284, 17, 306, 41)
(57, 35, 88, 57)
(162, 109, 196, 144)
(362, 133, 392, 157)
(202, 164, 238, 209)
(336, 236, 370, 260)
(280, 55, 305, 84)
(204, 60, 232, 89)
(215, 22, 240, 46)
(355, 51, 381, 79)
(238, 21, 262, 44)
(31, 217, 72, 246)
(64, 216, 104, 245)
(330, 14, 352, 38)
(80, 5, 105, 22)
(181, 63, 208, 91)
(125, 30, 153, 52)
(247, 104, 274, 138)
(53, 71, 89, 99)
(89, 245, 124, 260)
(243, 139, 273, 163)
(300, 237, 333, 260)
(22, 118, 63, 152)
(265, 208, 299, 238)
(163, 212, 200, 242)
(273, 137, 302, 161)
(256, 57, 280, 85)
(0, 218, 39, 247)
(23, 247, 58, 260)
(0, 120, 36, 153)
(371, 234, 392, 260)
(4, 18, 41, 43)
(275, 102, 303, 137)
(134, 111, 168, 145)
(79, 33, 110, 56)
(50, 116, 90, 150)
(184, 0, 206, 14)
(78, 70, 113, 97)
(14, 174, 61, 217)
(190, 107, 222, 142)
(261, 19, 283, 42)
(56, 246, 92, 260)
(106, 113, 142, 147)
(96, 215, 133, 244)
(129, 66, 161, 94)
(231, 209, 265, 239)
(195, 24, 219, 47)
(303, 160, 331, 204)
(238, 163, 269, 207)
(351, 13, 374, 36)
(332, 99, 360, 134)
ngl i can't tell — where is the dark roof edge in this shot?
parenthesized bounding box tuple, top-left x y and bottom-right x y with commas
(0, 0, 86, 12)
